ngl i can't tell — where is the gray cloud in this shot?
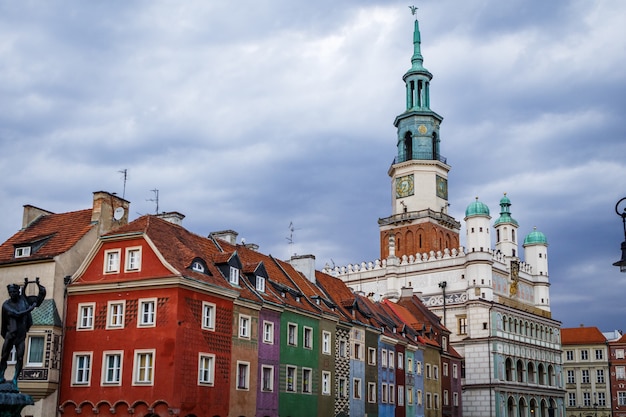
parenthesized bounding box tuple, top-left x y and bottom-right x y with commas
(1, 0, 625, 331)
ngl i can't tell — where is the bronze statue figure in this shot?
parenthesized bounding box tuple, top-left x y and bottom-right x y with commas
(0, 279, 45, 388)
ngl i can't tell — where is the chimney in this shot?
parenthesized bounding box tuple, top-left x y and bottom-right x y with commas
(22, 205, 54, 229)
(92, 191, 130, 235)
(290, 254, 316, 283)
(401, 286, 414, 299)
(211, 230, 238, 245)
(157, 211, 185, 226)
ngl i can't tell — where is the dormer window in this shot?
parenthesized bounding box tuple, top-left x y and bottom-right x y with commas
(14, 246, 31, 258)
(192, 261, 205, 273)
(229, 267, 239, 285)
(256, 276, 265, 292)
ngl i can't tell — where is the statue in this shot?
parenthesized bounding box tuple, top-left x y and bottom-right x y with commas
(0, 278, 45, 388)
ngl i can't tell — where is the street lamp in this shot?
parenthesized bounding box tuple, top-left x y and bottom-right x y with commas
(614, 197, 626, 272)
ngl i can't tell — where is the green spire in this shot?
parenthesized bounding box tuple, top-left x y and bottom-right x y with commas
(494, 193, 519, 226)
(410, 18, 426, 72)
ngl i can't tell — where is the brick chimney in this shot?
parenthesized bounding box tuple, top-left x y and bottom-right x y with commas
(91, 191, 130, 235)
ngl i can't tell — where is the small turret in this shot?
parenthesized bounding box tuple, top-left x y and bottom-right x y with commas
(494, 193, 519, 258)
(464, 197, 491, 253)
(523, 227, 549, 277)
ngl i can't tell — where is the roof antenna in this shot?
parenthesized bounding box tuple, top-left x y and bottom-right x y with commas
(118, 169, 128, 199)
(147, 189, 159, 214)
(286, 221, 300, 255)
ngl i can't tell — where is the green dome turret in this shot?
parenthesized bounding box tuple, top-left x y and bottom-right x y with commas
(465, 197, 490, 218)
(524, 227, 548, 246)
(494, 193, 519, 226)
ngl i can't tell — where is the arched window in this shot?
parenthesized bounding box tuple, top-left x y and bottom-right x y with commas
(538, 363, 546, 385)
(527, 361, 536, 384)
(404, 131, 413, 161)
(505, 358, 514, 381)
(431, 132, 438, 160)
(516, 359, 525, 383)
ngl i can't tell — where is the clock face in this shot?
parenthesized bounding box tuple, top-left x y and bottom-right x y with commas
(418, 124, 428, 135)
(436, 175, 448, 200)
(395, 174, 414, 198)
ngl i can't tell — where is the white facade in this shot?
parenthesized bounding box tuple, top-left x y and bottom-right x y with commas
(327, 209, 566, 416)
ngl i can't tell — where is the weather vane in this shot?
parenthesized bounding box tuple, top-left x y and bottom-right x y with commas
(409, 5, 418, 16)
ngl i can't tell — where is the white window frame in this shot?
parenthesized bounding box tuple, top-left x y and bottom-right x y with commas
(443, 362, 449, 376)
(389, 351, 395, 369)
(408, 386, 414, 405)
(101, 351, 123, 385)
(322, 331, 331, 355)
(198, 353, 215, 385)
(26, 335, 45, 367)
(389, 383, 395, 404)
(353, 378, 362, 399)
(286, 365, 297, 392)
(287, 323, 298, 346)
(381, 349, 388, 367)
(368, 382, 377, 403)
(617, 349, 625, 359)
(263, 321, 274, 344)
(339, 340, 347, 357)
(398, 384, 405, 406)
(322, 371, 331, 395)
(381, 382, 388, 403)
(14, 246, 31, 258)
(256, 275, 266, 292)
(239, 314, 251, 339)
(417, 360, 422, 375)
(138, 298, 156, 327)
(229, 266, 239, 285)
(77, 302, 95, 331)
(236, 361, 250, 390)
(106, 300, 126, 329)
(72, 352, 92, 386)
(261, 365, 274, 392)
(452, 363, 458, 379)
(302, 367, 312, 393)
(407, 357, 413, 373)
(202, 302, 215, 331)
(398, 352, 404, 369)
(368, 347, 377, 365)
(133, 349, 155, 386)
(104, 249, 121, 273)
(353, 342, 362, 360)
(434, 365, 439, 380)
(125, 247, 142, 272)
(339, 377, 348, 398)
(453, 391, 459, 406)
(303, 326, 313, 349)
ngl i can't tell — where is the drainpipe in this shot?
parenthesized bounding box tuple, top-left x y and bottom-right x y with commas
(438, 281, 447, 327)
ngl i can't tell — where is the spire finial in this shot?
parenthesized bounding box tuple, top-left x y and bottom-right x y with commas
(409, 5, 418, 17)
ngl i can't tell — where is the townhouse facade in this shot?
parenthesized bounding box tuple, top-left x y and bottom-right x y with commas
(0, 191, 129, 417)
(561, 326, 612, 417)
(609, 333, 626, 417)
(49, 211, 455, 417)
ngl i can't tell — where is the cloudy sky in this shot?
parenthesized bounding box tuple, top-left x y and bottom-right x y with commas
(1, 1, 625, 332)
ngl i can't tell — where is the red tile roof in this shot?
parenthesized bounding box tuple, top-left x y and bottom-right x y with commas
(0, 209, 94, 265)
(561, 326, 607, 345)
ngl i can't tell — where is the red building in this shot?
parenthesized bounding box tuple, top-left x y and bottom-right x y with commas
(610, 332, 626, 416)
(59, 214, 239, 417)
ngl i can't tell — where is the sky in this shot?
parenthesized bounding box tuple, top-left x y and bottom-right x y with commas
(1, 1, 625, 332)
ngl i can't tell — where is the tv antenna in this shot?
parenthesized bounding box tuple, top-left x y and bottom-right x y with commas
(286, 221, 300, 254)
(118, 169, 128, 199)
(147, 189, 159, 214)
